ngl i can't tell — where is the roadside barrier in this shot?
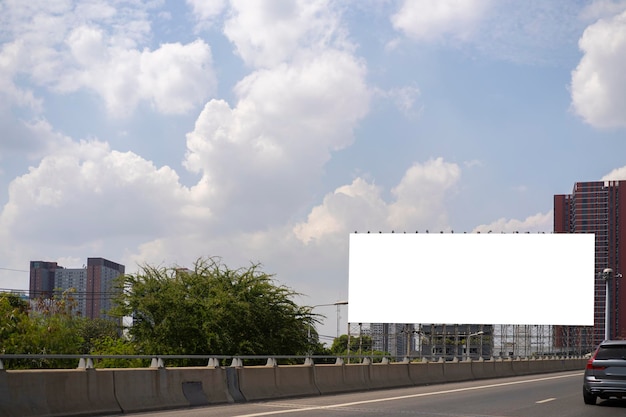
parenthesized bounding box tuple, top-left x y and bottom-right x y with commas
(0, 355, 586, 417)
(368, 362, 412, 389)
(237, 365, 319, 401)
(314, 363, 369, 394)
(0, 369, 120, 417)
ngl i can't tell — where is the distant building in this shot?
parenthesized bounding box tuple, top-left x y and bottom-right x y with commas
(419, 324, 493, 360)
(370, 323, 416, 359)
(29, 257, 125, 320)
(29, 261, 61, 299)
(554, 180, 626, 346)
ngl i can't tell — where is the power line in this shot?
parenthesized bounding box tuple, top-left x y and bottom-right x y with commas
(0, 267, 29, 273)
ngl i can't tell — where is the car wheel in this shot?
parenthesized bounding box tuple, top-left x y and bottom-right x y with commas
(583, 388, 597, 405)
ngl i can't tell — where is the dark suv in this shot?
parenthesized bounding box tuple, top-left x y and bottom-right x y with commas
(583, 340, 626, 404)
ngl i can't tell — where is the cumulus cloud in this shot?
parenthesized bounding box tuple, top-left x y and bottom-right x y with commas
(602, 166, 626, 180)
(472, 211, 553, 233)
(391, 0, 490, 42)
(580, 0, 626, 21)
(0, 118, 73, 158)
(391, 1, 586, 65)
(184, 49, 369, 230)
(223, 0, 347, 68)
(571, 9, 626, 129)
(0, 140, 191, 245)
(294, 158, 461, 244)
(0, 1, 215, 118)
(388, 158, 461, 230)
(60, 27, 216, 117)
(186, 0, 226, 29)
(293, 178, 388, 244)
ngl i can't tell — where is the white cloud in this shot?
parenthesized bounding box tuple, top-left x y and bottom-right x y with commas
(293, 178, 388, 244)
(602, 166, 626, 180)
(184, 49, 369, 229)
(391, 0, 490, 43)
(60, 27, 216, 116)
(186, 0, 225, 29)
(472, 211, 553, 233)
(391, 1, 587, 65)
(571, 9, 626, 128)
(374, 85, 422, 117)
(0, 1, 214, 118)
(293, 158, 461, 244)
(0, 140, 191, 245)
(223, 0, 347, 68)
(388, 158, 461, 230)
(580, 0, 626, 21)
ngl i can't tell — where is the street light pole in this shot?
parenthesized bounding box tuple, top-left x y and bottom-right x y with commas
(465, 331, 484, 361)
(307, 300, 348, 353)
(601, 269, 622, 341)
(602, 268, 612, 341)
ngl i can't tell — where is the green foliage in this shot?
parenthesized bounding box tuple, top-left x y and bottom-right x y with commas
(112, 257, 315, 356)
(0, 291, 83, 368)
(330, 334, 373, 355)
(0, 290, 126, 368)
(0, 293, 29, 354)
(75, 317, 122, 354)
(90, 337, 147, 368)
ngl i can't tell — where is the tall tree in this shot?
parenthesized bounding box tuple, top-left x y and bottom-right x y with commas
(112, 257, 315, 356)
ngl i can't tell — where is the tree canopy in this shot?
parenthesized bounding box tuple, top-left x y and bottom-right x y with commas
(112, 257, 316, 356)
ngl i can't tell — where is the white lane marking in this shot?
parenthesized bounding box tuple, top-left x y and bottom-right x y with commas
(234, 372, 583, 417)
(536, 398, 556, 404)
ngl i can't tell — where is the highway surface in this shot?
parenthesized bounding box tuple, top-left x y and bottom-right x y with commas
(119, 371, 625, 417)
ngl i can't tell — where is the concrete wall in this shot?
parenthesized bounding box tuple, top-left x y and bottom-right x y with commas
(0, 358, 586, 417)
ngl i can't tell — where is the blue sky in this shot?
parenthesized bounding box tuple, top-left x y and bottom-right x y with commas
(1, 0, 626, 342)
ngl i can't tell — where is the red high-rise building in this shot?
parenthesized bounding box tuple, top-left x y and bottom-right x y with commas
(86, 257, 124, 320)
(29, 261, 61, 299)
(554, 181, 626, 346)
(29, 257, 124, 320)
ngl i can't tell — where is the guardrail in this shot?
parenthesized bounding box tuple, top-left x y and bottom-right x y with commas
(0, 354, 587, 417)
(0, 353, 585, 369)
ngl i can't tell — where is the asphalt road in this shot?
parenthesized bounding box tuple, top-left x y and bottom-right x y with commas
(121, 371, 626, 417)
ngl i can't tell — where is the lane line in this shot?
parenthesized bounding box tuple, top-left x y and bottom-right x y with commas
(536, 398, 556, 404)
(234, 372, 583, 417)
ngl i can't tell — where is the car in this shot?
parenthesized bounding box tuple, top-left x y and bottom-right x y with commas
(583, 339, 626, 405)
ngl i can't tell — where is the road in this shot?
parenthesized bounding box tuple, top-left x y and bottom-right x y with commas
(120, 371, 625, 417)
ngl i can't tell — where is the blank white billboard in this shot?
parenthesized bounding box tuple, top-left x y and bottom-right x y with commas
(348, 233, 595, 325)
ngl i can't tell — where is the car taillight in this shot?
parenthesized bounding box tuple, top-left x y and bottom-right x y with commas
(586, 348, 606, 370)
(586, 360, 606, 370)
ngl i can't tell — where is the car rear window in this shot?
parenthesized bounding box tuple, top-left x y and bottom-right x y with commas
(596, 345, 626, 360)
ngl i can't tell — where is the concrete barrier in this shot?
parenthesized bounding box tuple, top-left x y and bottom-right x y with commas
(368, 363, 412, 389)
(493, 358, 515, 378)
(113, 368, 194, 413)
(511, 359, 531, 375)
(275, 366, 319, 398)
(470, 359, 497, 380)
(424, 361, 447, 385)
(0, 369, 120, 417)
(314, 364, 369, 394)
(236, 366, 279, 401)
(0, 358, 588, 416)
(169, 367, 232, 405)
(238, 365, 319, 401)
(443, 360, 473, 383)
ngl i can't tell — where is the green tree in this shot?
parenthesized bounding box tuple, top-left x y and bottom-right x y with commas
(0, 293, 30, 354)
(0, 291, 84, 368)
(75, 317, 122, 354)
(112, 257, 316, 357)
(330, 334, 373, 355)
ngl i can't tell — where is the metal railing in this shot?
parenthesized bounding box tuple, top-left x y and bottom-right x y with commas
(0, 352, 583, 370)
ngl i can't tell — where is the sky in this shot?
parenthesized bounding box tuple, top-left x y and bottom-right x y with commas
(2, 0, 626, 343)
